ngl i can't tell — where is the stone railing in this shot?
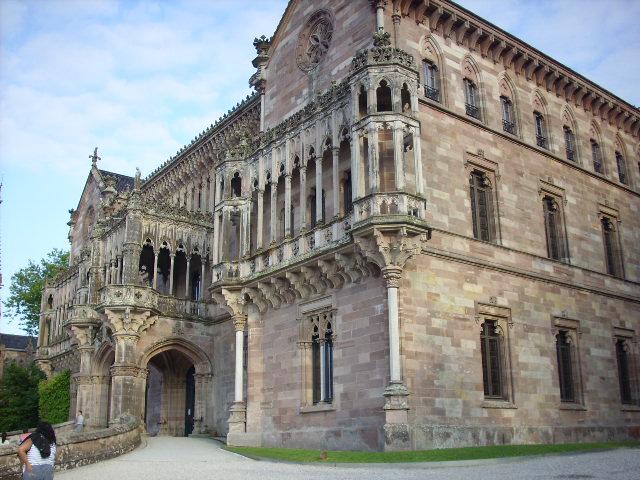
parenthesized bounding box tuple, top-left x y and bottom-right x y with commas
(0, 416, 141, 480)
(353, 192, 427, 223)
(99, 284, 159, 311)
(351, 44, 416, 73)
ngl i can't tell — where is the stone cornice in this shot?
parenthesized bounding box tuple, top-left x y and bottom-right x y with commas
(402, 0, 640, 138)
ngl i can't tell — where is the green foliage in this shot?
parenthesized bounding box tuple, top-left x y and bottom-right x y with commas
(0, 362, 46, 432)
(225, 441, 640, 463)
(3, 248, 69, 336)
(38, 369, 71, 424)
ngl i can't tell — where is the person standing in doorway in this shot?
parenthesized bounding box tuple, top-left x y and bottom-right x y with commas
(75, 410, 84, 432)
(17, 421, 57, 480)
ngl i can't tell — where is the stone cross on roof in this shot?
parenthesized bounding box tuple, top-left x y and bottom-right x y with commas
(90, 147, 101, 167)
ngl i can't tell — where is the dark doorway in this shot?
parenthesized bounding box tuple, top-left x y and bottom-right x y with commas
(185, 366, 195, 436)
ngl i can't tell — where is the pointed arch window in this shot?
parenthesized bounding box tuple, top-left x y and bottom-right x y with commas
(591, 140, 604, 174)
(563, 126, 576, 162)
(601, 216, 623, 278)
(616, 151, 628, 185)
(556, 330, 576, 403)
(423, 60, 440, 102)
(500, 96, 516, 134)
(376, 80, 392, 112)
(534, 111, 548, 149)
(616, 338, 635, 405)
(464, 78, 480, 119)
(480, 320, 505, 399)
(469, 170, 496, 242)
(304, 309, 335, 406)
(542, 196, 567, 262)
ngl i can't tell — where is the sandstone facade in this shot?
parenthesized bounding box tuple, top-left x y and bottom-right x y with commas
(38, 0, 640, 451)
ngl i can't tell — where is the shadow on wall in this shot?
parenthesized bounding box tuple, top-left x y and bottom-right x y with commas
(0, 415, 141, 480)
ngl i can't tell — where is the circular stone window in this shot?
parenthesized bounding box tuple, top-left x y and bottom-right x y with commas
(296, 10, 334, 72)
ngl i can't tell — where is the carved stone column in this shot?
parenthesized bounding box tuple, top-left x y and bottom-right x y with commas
(351, 130, 361, 201)
(284, 173, 292, 238)
(353, 223, 430, 451)
(332, 146, 340, 219)
(69, 324, 96, 423)
(393, 121, 405, 191)
(315, 154, 323, 225)
(185, 256, 191, 298)
(152, 252, 159, 290)
(105, 308, 157, 423)
(270, 180, 278, 245)
(169, 254, 175, 295)
(299, 167, 307, 230)
(368, 123, 379, 193)
(256, 188, 264, 250)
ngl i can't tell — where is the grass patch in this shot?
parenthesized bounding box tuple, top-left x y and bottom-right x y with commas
(224, 441, 640, 463)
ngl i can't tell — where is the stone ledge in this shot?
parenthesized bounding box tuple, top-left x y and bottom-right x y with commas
(558, 403, 588, 411)
(621, 405, 640, 412)
(481, 400, 518, 409)
(299, 403, 335, 414)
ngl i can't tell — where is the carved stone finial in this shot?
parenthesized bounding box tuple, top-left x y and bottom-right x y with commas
(90, 147, 101, 166)
(372, 30, 391, 47)
(134, 167, 141, 189)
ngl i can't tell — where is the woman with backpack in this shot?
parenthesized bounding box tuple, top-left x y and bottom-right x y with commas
(17, 422, 57, 479)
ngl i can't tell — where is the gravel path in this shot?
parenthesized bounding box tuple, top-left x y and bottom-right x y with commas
(56, 436, 640, 480)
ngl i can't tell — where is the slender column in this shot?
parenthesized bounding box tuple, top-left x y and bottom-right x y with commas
(270, 180, 277, 244)
(200, 262, 206, 300)
(315, 154, 323, 224)
(393, 121, 405, 191)
(228, 314, 247, 437)
(351, 131, 361, 200)
(185, 256, 191, 298)
(117, 255, 123, 284)
(242, 205, 251, 256)
(256, 189, 264, 249)
(368, 123, 380, 192)
(186, 184, 193, 211)
(169, 254, 175, 295)
(384, 269, 402, 384)
(319, 339, 326, 402)
(284, 173, 292, 237)
(332, 146, 340, 218)
(413, 127, 424, 195)
(375, 0, 385, 31)
(213, 213, 220, 264)
(152, 252, 158, 290)
(299, 167, 307, 229)
(201, 182, 207, 212)
(209, 174, 215, 213)
(234, 323, 244, 402)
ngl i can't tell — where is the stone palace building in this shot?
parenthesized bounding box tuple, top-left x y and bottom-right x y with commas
(37, 0, 640, 451)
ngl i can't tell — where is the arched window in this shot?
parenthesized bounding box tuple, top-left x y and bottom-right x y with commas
(615, 151, 628, 185)
(563, 126, 576, 162)
(311, 319, 334, 404)
(534, 111, 547, 149)
(464, 78, 480, 119)
(500, 96, 516, 134)
(542, 196, 566, 262)
(556, 331, 575, 403)
(480, 320, 504, 399)
(376, 80, 392, 112)
(615, 338, 635, 405)
(342, 170, 353, 215)
(601, 217, 623, 278)
(423, 60, 440, 102)
(47, 295, 53, 309)
(401, 83, 411, 112)
(358, 85, 367, 117)
(469, 170, 496, 242)
(591, 140, 604, 174)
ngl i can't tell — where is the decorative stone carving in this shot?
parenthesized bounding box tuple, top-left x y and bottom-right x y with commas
(296, 10, 334, 72)
(104, 308, 158, 336)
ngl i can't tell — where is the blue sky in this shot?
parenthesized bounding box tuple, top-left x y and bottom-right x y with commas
(1, 0, 639, 335)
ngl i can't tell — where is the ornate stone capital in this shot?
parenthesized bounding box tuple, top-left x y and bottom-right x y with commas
(69, 325, 95, 348)
(110, 365, 146, 378)
(212, 287, 247, 318)
(382, 267, 402, 288)
(353, 225, 429, 274)
(232, 314, 247, 332)
(105, 307, 158, 336)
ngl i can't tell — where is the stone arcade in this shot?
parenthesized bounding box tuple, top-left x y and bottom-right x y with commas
(37, 0, 640, 451)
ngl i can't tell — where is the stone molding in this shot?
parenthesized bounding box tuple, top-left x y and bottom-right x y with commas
(104, 308, 157, 336)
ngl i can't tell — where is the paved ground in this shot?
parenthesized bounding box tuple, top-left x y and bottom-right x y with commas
(56, 436, 640, 480)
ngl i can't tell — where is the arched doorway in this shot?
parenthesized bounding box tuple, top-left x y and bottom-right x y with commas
(143, 346, 201, 436)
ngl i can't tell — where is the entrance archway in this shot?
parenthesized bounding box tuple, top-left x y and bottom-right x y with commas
(141, 340, 211, 437)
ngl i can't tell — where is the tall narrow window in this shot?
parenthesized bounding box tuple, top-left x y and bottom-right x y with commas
(616, 151, 628, 185)
(358, 85, 367, 118)
(469, 170, 495, 242)
(563, 126, 576, 161)
(591, 140, 604, 174)
(616, 339, 634, 405)
(556, 331, 575, 403)
(543, 196, 566, 261)
(424, 61, 440, 102)
(601, 217, 623, 278)
(464, 78, 480, 119)
(311, 326, 321, 404)
(376, 80, 392, 112)
(480, 321, 504, 399)
(501, 96, 516, 134)
(534, 112, 547, 148)
(342, 170, 352, 215)
(311, 320, 334, 404)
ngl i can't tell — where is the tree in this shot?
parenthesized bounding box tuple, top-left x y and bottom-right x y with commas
(0, 362, 45, 432)
(3, 248, 69, 336)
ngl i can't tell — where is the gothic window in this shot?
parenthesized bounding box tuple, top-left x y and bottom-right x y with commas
(464, 78, 480, 119)
(231, 172, 242, 197)
(563, 126, 576, 162)
(47, 295, 53, 309)
(300, 309, 335, 407)
(542, 196, 567, 261)
(469, 170, 496, 242)
(556, 330, 577, 403)
(309, 189, 317, 229)
(376, 80, 392, 112)
(616, 151, 628, 185)
(500, 96, 516, 134)
(423, 60, 440, 102)
(534, 111, 548, 149)
(601, 217, 623, 278)
(401, 83, 411, 112)
(616, 338, 635, 405)
(591, 140, 604, 174)
(342, 170, 352, 215)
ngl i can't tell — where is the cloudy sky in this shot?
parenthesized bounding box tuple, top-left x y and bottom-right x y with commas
(1, 0, 638, 335)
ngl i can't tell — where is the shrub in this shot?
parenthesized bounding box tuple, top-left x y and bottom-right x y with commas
(0, 362, 45, 432)
(38, 369, 71, 424)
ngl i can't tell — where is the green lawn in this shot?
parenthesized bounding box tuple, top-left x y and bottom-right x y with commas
(224, 441, 640, 463)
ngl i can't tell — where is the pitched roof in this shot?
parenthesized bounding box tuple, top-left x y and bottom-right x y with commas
(0, 334, 36, 350)
(98, 169, 134, 192)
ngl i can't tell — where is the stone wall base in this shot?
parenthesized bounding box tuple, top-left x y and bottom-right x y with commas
(412, 424, 640, 450)
(256, 426, 383, 452)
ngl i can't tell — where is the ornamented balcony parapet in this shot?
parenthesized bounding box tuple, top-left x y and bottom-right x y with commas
(99, 285, 159, 314)
(353, 192, 427, 223)
(351, 43, 417, 74)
